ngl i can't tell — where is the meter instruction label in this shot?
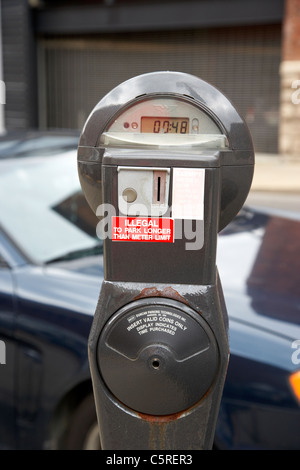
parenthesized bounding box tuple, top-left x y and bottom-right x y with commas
(172, 168, 205, 220)
(112, 216, 174, 242)
(126, 308, 188, 337)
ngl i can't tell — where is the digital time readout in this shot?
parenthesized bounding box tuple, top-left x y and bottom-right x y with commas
(141, 117, 189, 134)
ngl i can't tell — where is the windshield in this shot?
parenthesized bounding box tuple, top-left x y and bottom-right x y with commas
(0, 147, 100, 264)
(0, 134, 80, 158)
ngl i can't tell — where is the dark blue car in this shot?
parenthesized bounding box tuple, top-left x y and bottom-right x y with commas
(0, 133, 300, 450)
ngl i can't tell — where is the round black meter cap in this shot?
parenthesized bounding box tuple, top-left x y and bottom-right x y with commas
(97, 298, 219, 416)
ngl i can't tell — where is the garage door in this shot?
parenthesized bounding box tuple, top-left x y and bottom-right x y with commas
(39, 24, 281, 153)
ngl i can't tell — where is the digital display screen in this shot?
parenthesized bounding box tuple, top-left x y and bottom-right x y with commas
(141, 117, 189, 134)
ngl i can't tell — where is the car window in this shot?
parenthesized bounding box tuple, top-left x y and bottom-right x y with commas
(0, 149, 100, 264)
(0, 253, 9, 269)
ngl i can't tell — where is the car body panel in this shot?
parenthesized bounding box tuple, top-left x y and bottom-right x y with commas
(216, 210, 300, 449)
(11, 260, 103, 449)
(0, 265, 16, 449)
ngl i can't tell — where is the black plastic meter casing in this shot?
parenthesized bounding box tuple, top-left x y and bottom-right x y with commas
(77, 72, 254, 450)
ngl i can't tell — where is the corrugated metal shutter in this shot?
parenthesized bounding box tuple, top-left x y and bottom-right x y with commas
(2, 0, 38, 129)
(39, 25, 281, 153)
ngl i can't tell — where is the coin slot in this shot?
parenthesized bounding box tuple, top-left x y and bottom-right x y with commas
(157, 177, 161, 202)
(153, 170, 167, 205)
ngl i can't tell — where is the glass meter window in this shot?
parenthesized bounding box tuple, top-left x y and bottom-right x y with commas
(141, 117, 189, 134)
(100, 97, 228, 149)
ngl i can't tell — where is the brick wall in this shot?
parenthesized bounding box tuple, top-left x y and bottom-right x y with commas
(279, 0, 300, 158)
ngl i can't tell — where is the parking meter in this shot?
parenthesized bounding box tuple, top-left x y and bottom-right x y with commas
(77, 71, 254, 450)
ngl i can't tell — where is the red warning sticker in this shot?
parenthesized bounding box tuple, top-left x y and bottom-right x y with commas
(112, 217, 174, 243)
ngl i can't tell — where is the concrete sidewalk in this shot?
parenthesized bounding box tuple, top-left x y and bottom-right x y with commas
(251, 153, 300, 193)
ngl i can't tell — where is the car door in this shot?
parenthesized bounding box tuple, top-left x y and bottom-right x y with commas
(0, 250, 17, 449)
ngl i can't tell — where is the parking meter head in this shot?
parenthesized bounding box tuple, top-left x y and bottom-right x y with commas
(77, 71, 254, 232)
